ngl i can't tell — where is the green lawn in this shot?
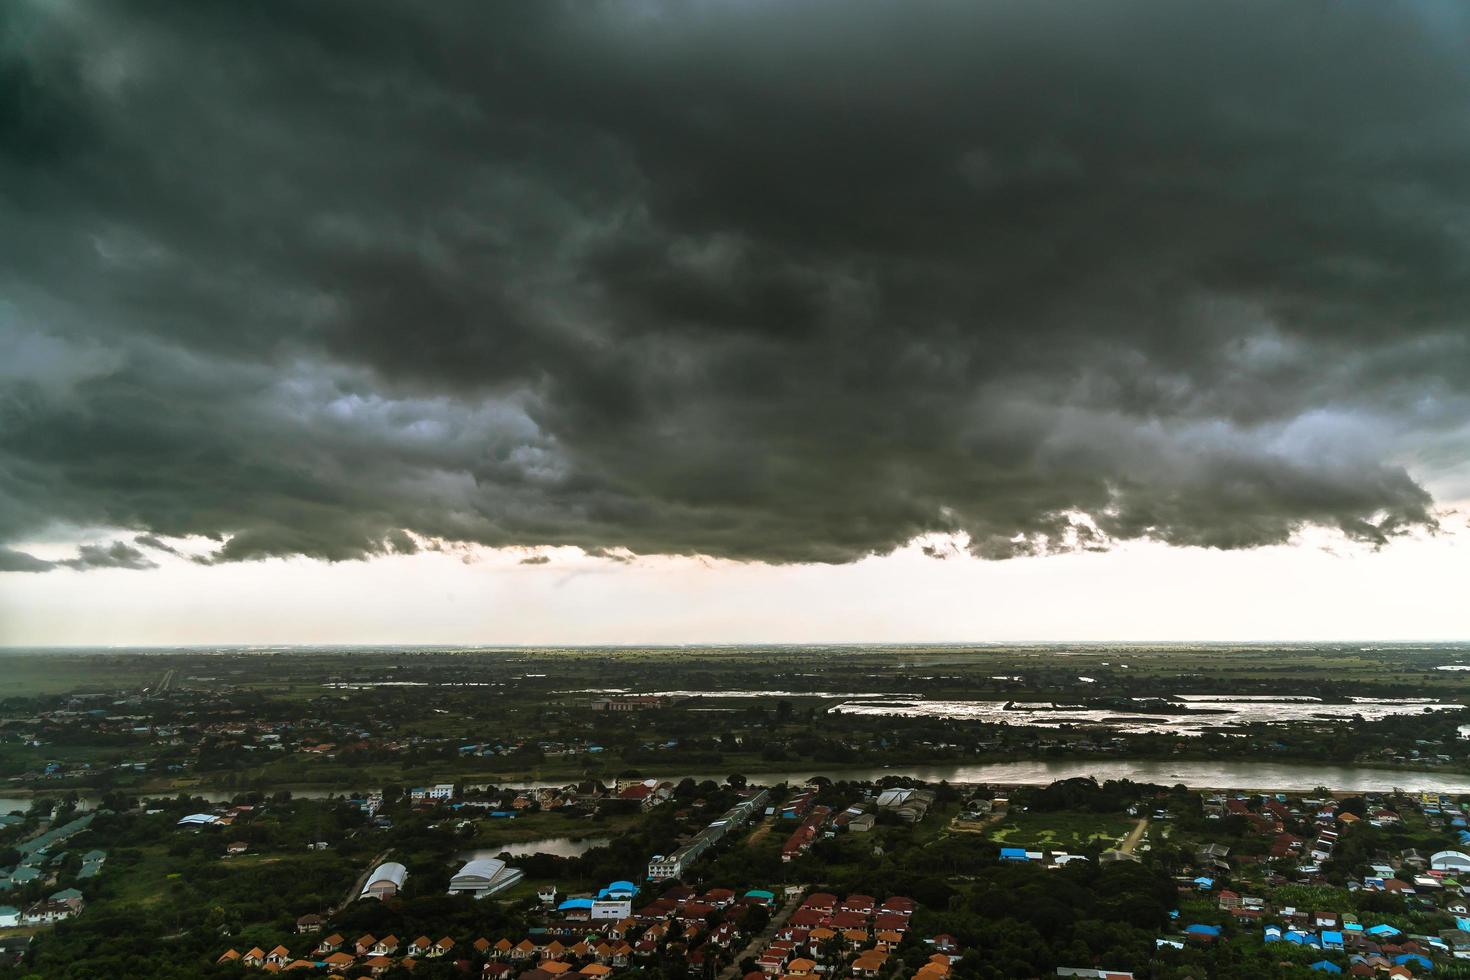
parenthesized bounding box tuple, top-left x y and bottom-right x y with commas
(987, 811, 1135, 851)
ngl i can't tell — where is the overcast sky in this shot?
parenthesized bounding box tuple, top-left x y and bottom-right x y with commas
(3, 1, 1470, 644)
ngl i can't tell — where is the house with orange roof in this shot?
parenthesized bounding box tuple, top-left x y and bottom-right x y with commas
(317, 933, 344, 954)
(354, 934, 377, 956)
(322, 950, 356, 972)
(363, 955, 393, 975)
(373, 935, 399, 955)
(266, 944, 292, 966)
(243, 947, 266, 967)
(217, 949, 241, 964)
(432, 936, 455, 957)
(581, 964, 613, 977)
(409, 936, 433, 956)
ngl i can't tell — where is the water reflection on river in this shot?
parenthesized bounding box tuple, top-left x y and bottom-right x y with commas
(9, 755, 1470, 815)
(676, 760, 1470, 793)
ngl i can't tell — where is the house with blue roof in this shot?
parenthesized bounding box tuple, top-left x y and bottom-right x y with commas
(1394, 952, 1433, 971)
(999, 847, 1029, 862)
(1193, 876, 1214, 890)
(1184, 924, 1221, 939)
(1263, 925, 1282, 943)
(1320, 930, 1343, 950)
(1367, 924, 1401, 937)
(1308, 962, 1341, 974)
(599, 880, 637, 899)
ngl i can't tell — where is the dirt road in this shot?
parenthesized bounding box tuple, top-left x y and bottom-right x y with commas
(1118, 817, 1149, 854)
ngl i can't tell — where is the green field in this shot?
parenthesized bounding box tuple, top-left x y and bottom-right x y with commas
(987, 811, 1136, 851)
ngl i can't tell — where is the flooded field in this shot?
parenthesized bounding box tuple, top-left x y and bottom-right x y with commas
(827, 694, 1463, 735)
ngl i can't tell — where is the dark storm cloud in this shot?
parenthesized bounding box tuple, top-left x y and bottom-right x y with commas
(2, 0, 1468, 569)
(0, 541, 156, 572)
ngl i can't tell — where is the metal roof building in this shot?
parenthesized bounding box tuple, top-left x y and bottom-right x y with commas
(447, 858, 523, 899)
(360, 861, 408, 900)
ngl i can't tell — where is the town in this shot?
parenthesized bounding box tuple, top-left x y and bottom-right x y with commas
(4, 646, 1470, 978)
(6, 757, 1470, 978)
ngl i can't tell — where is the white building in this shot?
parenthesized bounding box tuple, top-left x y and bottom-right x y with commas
(1431, 850, 1470, 872)
(591, 898, 632, 920)
(647, 852, 685, 880)
(360, 861, 408, 900)
(447, 858, 523, 899)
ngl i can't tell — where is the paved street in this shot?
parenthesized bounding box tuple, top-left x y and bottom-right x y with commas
(717, 887, 807, 980)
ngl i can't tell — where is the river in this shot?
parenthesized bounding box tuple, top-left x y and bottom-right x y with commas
(5, 758, 1469, 815)
(674, 759, 1470, 794)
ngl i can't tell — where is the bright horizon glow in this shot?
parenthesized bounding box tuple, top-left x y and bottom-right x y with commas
(3, 519, 1467, 647)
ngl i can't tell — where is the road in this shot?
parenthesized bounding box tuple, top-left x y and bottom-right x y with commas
(335, 849, 391, 913)
(1118, 817, 1149, 854)
(716, 887, 807, 980)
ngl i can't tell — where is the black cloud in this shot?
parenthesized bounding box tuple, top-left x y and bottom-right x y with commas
(1, 0, 1466, 570)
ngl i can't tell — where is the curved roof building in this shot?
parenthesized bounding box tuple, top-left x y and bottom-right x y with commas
(448, 857, 523, 898)
(361, 861, 408, 900)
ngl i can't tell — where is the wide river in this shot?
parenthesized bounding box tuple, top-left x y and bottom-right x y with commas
(6, 759, 1470, 814)
(674, 760, 1470, 794)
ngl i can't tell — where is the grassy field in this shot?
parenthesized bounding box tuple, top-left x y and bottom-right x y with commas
(462, 809, 644, 848)
(987, 811, 1136, 851)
